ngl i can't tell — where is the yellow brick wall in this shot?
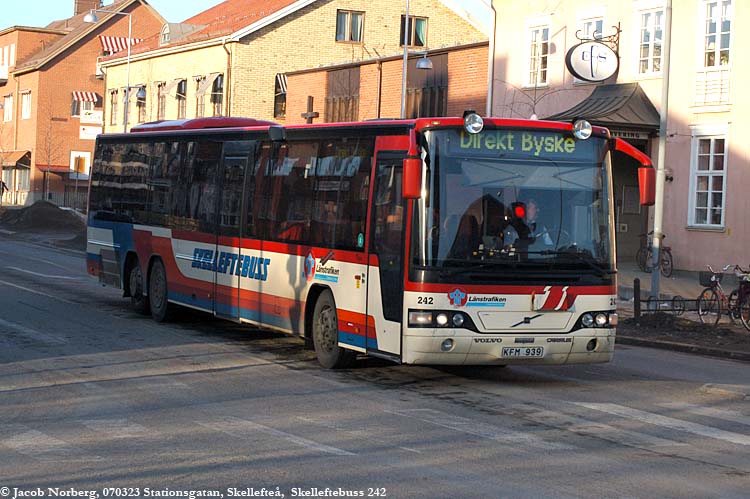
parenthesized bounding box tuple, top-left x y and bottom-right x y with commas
(102, 0, 486, 130)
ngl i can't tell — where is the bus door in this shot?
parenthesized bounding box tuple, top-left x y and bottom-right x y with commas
(367, 152, 407, 357)
(213, 140, 257, 321)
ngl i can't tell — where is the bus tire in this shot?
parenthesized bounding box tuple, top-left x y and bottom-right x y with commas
(128, 259, 150, 315)
(312, 290, 355, 369)
(148, 258, 172, 323)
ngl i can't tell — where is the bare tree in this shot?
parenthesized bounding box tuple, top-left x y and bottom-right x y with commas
(37, 94, 66, 204)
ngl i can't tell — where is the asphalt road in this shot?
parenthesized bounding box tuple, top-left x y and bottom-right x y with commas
(0, 236, 749, 498)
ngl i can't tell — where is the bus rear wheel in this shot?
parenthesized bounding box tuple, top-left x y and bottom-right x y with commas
(128, 260, 150, 315)
(149, 258, 172, 322)
(312, 290, 355, 369)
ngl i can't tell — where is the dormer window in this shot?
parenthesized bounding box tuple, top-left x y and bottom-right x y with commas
(160, 24, 170, 45)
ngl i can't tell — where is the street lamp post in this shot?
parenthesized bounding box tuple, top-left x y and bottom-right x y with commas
(400, 0, 410, 119)
(84, 8, 133, 133)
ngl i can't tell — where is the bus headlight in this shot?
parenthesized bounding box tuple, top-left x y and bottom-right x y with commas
(581, 313, 594, 328)
(594, 313, 609, 327)
(573, 119, 592, 140)
(452, 313, 465, 327)
(409, 311, 433, 326)
(436, 313, 449, 327)
(463, 111, 484, 134)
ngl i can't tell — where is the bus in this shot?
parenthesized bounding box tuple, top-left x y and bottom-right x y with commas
(86, 113, 655, 368)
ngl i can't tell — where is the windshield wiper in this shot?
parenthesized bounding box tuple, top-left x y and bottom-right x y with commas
(527, 249, 613, 276)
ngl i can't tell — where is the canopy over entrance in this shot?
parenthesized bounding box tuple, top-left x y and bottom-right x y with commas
(1, 150, 31, 169)
(545, 83, 660, 135)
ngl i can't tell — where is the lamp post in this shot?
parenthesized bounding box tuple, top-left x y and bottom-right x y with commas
(84, 8, 134, 133)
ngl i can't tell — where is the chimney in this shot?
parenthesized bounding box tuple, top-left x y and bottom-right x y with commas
(75, 0, 102, 16)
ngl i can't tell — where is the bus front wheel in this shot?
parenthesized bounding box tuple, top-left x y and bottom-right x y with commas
(149, 259, 172, 322)
(312, 290, 355, 369)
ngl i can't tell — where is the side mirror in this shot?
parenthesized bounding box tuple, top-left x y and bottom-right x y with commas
(402, 157, 422, 199)
(402, 128, 422, 199)
(638, 167, 655, 206)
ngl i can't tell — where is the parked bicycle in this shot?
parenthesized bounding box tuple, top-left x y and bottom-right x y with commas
(635, 231, 673, 277)
(696, 264, 750, 329)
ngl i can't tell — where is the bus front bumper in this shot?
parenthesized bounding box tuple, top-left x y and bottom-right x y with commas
(402, 329, 615, 365)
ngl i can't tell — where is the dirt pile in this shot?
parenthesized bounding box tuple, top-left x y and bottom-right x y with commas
(0, 201, 85, 231)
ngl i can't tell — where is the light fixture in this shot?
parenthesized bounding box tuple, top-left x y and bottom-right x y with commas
(573, 119, 593, 140)
(463, 110, 484, 134)
(83, 12, 99, 23)
(136, 86, 147, 100)
(416, 53, 433, 70)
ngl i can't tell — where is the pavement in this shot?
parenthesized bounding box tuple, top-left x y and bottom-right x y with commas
(0, 218, 746, 363)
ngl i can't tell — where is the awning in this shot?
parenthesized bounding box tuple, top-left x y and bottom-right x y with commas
(99, 35, 143, 54)
(163, 78, 184, 97)
(276, 73, 288, 94)
(195, 73, 221, 97)
(1, 150, 30, 168)
(36, 164, 70, 173)
(73, 91, 100, 102)
(544, 83, 660, 132)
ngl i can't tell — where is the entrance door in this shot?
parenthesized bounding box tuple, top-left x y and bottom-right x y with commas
(367, 152, 407, 357)
(214, 140, 256, 320)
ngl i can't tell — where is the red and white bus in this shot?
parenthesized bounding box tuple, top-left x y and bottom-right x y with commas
(86, 113, 654, 368)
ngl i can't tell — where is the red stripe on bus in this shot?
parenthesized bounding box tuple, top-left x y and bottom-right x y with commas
(404, 282, 616, 295)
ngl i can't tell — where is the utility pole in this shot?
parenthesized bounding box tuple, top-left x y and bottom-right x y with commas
(650, 0, 672, 299)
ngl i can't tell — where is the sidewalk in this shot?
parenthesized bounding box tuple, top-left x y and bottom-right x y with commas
(618, 261, 704, 302)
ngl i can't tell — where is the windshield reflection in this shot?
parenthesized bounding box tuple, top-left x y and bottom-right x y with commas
(413, 128, 614, 280)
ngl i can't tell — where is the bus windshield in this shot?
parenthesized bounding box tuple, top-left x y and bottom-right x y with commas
(412, 128, 614, 281)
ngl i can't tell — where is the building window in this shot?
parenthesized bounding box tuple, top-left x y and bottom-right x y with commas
(157, 82, 166, 120)
(274, 73, 287, 119)
(639, 9, 663, 74)
(137, 87, 146, 123)
(17, 168, 29, 191)
(160, 24, 170, 45)
(21, 91, 31, 119)
(400, 15, 427, 47)
(195, 76, 206, 118)
(581, 17, 603, 40)
(109, 89, 118, 125)
(404, 54, 447, 119)
(211, 74, 223, 116)
(325, 67, 360, 122)
(176, 79, 187, 119)
(72, 99, 94, 117)
(336, 10, 364, 42)
(703, 0, 732, 67)
(527, 25, 549, 86)
(3, 94, 12, 122)
(690, 135, 727, 227)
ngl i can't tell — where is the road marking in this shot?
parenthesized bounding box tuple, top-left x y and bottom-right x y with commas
(575, 403, 750, 446)
(2, 428, 99, 461)
(6, 266, 84, 280)
(518, 406, 687, 448)
(661, 402, 750, 427)
(387, 408, 574, 450)
(0, 278, 76, 304)
(80, 419, 151, 439)
(0, 317, 68, 344)
(197, 416, 355, 456)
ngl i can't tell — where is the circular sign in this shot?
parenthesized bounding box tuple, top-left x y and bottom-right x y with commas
(565, 41, 619, 82)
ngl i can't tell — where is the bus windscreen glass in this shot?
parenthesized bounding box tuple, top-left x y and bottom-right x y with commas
(413, 128, 613, 282)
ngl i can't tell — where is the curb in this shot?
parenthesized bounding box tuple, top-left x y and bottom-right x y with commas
(617, 335, 750, 362)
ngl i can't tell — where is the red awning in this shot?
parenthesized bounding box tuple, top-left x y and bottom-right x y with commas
(99, 36, 143, 54)
(73, 91, 99, 102)
(36, 164, 71, 173)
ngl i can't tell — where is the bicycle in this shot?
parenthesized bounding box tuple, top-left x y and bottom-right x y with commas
(635, 230, 673, 277)
(696, 264, 750, 329)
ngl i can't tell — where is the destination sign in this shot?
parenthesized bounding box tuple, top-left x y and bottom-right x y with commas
(444, 130, 603, 161)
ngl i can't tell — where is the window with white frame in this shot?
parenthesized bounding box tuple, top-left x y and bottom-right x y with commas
(581, 17, 603, 40)
(527, 25, 549, 86)
(17, 168, 29, 191)
(702, 0, 732, 68)
(176, 79, 187, 119)
(639, 9, 663, 74)
(3, 94, 12, 121)
(690, 134, 727, 226)
(21, 91, 31, 119)
(136, 87, 146, 123)
(400, 15, 427, 47)
(157, 82, 166, 120)
(195, 76, 206, 118)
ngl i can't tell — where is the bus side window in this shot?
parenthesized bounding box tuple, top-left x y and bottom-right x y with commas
(117, 142, 151, 224)
(247, 142, 272, 239)
(192, 140, 222, 233)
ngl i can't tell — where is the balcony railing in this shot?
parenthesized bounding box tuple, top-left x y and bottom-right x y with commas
(695, 67, 731, 106)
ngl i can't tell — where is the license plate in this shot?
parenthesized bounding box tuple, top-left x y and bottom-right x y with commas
(501, 346, 545, 358)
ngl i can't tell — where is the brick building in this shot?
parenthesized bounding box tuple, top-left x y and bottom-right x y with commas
(0, 0, 163, 206)
(99, 0, 487, 131)
(285, 42, 489, 124)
